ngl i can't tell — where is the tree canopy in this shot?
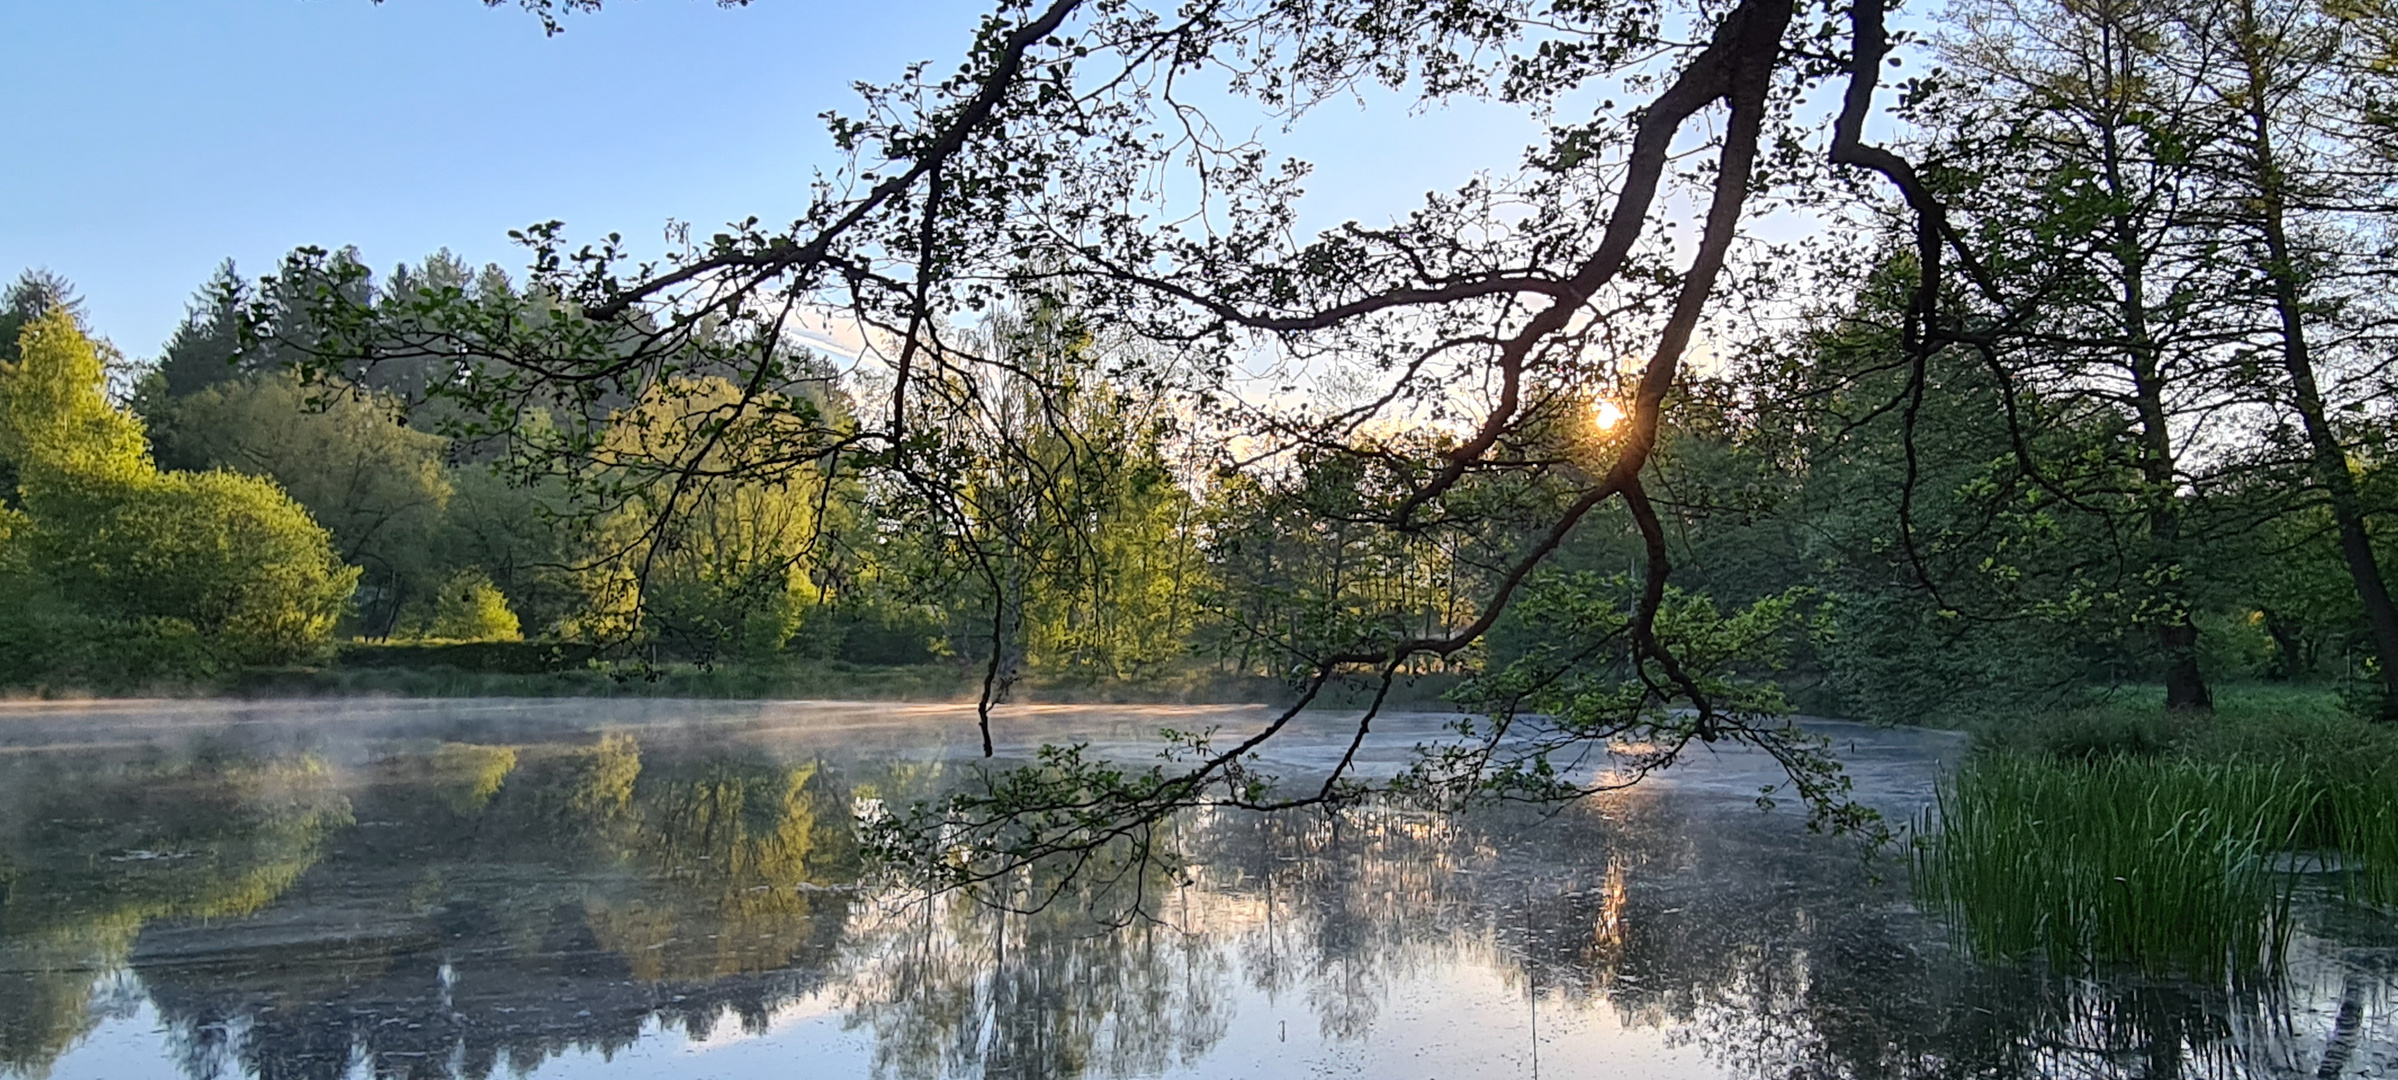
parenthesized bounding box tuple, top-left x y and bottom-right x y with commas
(0, 299, 355, 677)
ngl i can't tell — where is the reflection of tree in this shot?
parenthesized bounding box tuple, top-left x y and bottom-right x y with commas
(1174, 792, 2398, 1080)
(7, 729, 2394, 1080)
(427, 743, 516, 817)
(581, 753, 858, 982)
(0, 753, 349, 1074)
(131, 734, 862, 1080)
(835, 854, 1234, 1080)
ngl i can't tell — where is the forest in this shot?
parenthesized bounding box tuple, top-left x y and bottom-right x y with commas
(9, 196, 2384, 725)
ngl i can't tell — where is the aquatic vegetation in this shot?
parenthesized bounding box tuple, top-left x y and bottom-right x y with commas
(1912, 748, 2398, 977)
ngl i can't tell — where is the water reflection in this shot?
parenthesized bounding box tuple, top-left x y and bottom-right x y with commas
(0, 704, 2391, 1079)
(0, 749, 350, 1074)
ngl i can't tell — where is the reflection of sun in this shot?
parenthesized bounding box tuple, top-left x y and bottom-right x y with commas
(1592, 400, 1627, 430)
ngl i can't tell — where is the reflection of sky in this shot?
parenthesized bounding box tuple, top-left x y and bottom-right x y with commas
(39, 965, 1717, 1079)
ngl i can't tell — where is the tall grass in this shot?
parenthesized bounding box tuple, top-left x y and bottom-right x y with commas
(1913, 758, 2315, 977)
(1914, 687, 2398, 976)
(2324, 772, 2398, 903)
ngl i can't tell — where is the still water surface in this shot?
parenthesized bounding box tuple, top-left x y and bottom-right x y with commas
(0, 699, 2393, 1079)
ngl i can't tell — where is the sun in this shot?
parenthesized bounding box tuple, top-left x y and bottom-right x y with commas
(1592, 400, 1627, 430)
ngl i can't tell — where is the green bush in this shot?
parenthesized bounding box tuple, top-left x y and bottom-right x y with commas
(410, 569, 523, 642)
(27, 469, 356, 662)
(0, 309, 355, 672)
(0, 585, 221, 690)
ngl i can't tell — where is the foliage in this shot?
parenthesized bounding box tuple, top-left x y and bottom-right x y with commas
(0, 586, 221, 689)
(150, 373, 452, 635)
(891, 305, 1209, 690)
(434, 465, 584, 638)
(0, 309, 355, 669)
(143, 259, 248, 400)
(26, 469, 357, 663)
(0, 305, 149, 486)
(409, 568, 525, 643)
(574, 375, 836, 659)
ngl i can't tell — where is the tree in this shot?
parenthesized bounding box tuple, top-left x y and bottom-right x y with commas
(574, 375, 838, 660)
(435, 465, 586, 637)
(0, 307, 355, 668)
(413, 568, 525, 642)
(1920, 0, 2269, 711)
(881, 300, 1207, 693)
(151, 373, 452, 637)
(2168, 0, 2398, 717)
(265, 0, 1994, 880)
(145, 260, 249, 403)
(0, 299, 150, 487)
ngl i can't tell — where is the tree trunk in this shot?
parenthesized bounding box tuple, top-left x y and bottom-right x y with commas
(2161, 618, 2213, 710)
(2233, 16, 2398, 719)
(2098, 84, 2212, 712)
(2259, 607, 2308, 680)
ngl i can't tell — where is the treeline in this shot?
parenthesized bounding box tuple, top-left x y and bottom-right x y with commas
(0, 251, 2378, 720)
(0, 260, 1222, 692)
(1, 226, 2391, 713)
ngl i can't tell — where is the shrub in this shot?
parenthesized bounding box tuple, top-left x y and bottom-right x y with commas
(414, 569, 523, 642)
(27, 469, 356, 662)
(0, 309, 355, 670)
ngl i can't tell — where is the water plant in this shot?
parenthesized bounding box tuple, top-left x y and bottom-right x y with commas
(1912, 756, 2322, 977)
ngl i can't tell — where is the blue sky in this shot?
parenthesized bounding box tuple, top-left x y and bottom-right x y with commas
(2, 0, 1551, 358)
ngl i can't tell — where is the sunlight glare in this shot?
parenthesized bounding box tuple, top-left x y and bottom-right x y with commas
(1592, 400, 1627, 430)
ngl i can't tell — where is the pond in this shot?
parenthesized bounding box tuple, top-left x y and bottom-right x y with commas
(0, 699, 2393, 1079)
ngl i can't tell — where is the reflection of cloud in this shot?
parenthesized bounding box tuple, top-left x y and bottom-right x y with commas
(680, 990, 843, 1053)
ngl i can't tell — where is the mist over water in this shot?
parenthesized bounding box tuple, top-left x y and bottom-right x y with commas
(0, 700, 2391, 1080)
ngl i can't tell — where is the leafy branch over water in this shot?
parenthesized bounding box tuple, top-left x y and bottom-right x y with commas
(862, 574, 1886, 902)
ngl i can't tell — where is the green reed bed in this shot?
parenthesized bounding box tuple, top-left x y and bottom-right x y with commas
(2323, 771, 2398, 904)
(1911, 749, 2398, 977)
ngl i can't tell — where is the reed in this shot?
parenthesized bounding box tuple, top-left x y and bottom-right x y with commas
(2321, 770, 2398, 905)
(1920, 685, 2398, 975)
(1913, 756, 2322, 977)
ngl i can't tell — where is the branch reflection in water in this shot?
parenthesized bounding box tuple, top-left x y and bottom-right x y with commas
(0, 700, 2390, 1079)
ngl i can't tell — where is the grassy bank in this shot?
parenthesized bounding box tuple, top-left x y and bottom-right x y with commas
(1912, 684, 2398, 976)
(231, 656, 978, 701)
(1, 637, 1474, 711)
